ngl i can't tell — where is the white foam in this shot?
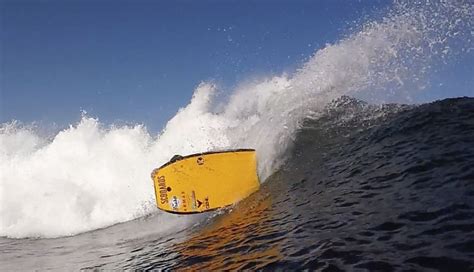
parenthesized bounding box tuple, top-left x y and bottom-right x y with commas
(1, 1, 471, 238)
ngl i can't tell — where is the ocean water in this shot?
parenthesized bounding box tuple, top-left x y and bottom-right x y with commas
(1, 97, 473, 270)
(1, 1, 473, 270)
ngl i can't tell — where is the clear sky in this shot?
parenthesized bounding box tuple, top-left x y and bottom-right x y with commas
(1, 0, 473, 132)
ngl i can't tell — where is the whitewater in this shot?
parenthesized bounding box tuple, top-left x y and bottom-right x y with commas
(1, 0, 473, 241)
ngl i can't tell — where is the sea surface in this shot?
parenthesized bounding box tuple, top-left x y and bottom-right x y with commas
(2, 1, 473, 270)
(1, 97, 473, 271)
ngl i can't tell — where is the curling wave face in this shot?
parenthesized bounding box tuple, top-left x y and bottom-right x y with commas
(1, 0, 472, 238)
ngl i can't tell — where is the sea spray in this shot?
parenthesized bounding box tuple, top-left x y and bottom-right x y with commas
(1, 0, 472, 238)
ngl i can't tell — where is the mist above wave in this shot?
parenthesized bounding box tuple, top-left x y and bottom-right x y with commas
(1, 0, 472, 238)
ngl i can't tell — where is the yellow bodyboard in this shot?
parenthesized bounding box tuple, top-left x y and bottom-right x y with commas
(151, 149, 260, 214)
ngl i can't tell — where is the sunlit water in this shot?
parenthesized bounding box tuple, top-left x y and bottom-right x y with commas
(1, 1, 473, 270)
(1, 97, 474, 270)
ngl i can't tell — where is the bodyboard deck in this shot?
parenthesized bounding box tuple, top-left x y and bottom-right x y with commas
(151, 149, 260, 214)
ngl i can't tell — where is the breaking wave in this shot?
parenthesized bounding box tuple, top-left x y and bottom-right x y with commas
(1, 1, 472, 238)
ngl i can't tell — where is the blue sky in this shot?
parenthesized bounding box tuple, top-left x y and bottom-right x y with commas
(1, 0, 472, 132)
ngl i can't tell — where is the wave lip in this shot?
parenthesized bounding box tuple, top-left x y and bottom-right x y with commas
(1, 0, 473, 238)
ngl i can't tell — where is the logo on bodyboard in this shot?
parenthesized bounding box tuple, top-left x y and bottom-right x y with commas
(157, 176, 168, 204)
(197, 157, 204, 165)
(170, 196, 181, 210)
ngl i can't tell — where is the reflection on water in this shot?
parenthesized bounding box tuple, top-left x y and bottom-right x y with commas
(1, 98, 474, 271)
(174, 191, 284, 270)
